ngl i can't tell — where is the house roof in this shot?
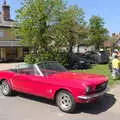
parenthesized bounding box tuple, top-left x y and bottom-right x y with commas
(115, 39, 120, 47)
(104, 40, 113, 47)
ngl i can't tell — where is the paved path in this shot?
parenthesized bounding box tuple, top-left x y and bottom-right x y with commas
(0, 63, 120, 120)
(0, 63, 22, 70)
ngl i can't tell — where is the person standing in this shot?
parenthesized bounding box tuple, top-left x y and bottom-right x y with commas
(112, 50, 118, 59)
(112, 55, 120, 79)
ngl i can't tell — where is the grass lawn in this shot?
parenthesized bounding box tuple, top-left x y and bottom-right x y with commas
(73, 64, 120, 85)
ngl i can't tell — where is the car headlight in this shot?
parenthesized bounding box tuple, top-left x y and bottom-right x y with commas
(86, 86, 92, 94)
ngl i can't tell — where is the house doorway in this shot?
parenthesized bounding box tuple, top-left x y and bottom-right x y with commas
(6, 48, 17, 60)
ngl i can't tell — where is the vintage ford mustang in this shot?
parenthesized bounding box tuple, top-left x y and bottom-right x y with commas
(0, 61, 108, 113)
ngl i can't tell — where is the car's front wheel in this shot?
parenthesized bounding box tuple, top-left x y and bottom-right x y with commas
(1, 80, 12, 96)
(56, 90, 76, 113)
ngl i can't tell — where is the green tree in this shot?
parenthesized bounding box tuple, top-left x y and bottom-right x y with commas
(54, 5, 87, 53)
(88, 15, 109, 50)
(16, 0, 87, 63)
(16, 0, 66, 63)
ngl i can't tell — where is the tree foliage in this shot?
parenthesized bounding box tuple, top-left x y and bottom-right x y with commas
(88, 15, 109, 50)
(54, 5, 88, 52)
(17, 0, 65, 50)
(16, 1, 110, 64)
(16, 0, 87, 63)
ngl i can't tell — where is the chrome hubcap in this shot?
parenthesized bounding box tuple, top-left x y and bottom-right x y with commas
(58, 93, 72, 110)
(1, 82, 9, 95)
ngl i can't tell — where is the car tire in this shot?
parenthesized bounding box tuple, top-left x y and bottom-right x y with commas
(56, 90, 76, 113)
(1, 80, 12, 96)
(72, 64, 79, 70)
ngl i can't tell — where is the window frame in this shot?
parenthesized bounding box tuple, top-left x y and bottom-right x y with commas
(15, 63, 43, 76)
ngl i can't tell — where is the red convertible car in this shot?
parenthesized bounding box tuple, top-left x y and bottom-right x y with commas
(0, 61, 108, 113)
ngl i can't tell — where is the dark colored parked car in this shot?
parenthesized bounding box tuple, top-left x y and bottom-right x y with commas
(84, 51, 109, 64)
(76, 53, 96, 64)
(84, 51, 99, 64)
(97, 51, 109, 64)
(67, 53, 91, 69)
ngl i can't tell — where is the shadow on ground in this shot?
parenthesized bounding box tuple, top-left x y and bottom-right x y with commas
(17, 92, 116, 114)
(17, 92, 55, 105)
(75, 93, 116, 114)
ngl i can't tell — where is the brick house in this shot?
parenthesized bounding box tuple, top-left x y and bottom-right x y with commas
(0, 0, 29, 62)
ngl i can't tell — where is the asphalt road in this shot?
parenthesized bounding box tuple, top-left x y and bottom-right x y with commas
(0, 85, 120, 120)
(0, 63, 120, 120)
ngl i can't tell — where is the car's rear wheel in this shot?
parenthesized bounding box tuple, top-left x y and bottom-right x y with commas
(1, 80, 12, 96)
(56, 90, 76, 113)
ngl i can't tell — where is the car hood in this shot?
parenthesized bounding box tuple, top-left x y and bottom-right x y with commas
(51, 71, 108, 86)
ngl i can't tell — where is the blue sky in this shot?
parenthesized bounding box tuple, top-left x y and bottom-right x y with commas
(3, 0, 120, 34)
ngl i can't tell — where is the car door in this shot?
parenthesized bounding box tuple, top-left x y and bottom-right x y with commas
(15, 74, 47, 95)
(12, 65, 37, 93)
(12, 64, 52, 98)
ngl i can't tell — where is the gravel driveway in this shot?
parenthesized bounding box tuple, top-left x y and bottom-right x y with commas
(0, 63, 120, 120)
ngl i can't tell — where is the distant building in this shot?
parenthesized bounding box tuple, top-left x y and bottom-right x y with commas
(112, 33, 120, 47)
(0, 0, 29, 62)
(104, 33, 120, 48)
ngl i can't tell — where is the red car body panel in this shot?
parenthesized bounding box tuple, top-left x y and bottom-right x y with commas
(0, 70, 108, 103)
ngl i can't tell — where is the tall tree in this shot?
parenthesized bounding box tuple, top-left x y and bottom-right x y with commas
(56, 5, 87, 53)
(16, 0, 65, 53)
(88, 15, 109, 50)
(16, 0, 87, 63)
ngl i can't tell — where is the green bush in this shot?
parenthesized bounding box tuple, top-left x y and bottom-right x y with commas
(24, 51, 69, 67)
(24, 54, 37, 64)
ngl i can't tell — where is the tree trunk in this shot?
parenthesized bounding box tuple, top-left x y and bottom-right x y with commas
(69, 45, 73, 53)
(77, 44, 80, 53)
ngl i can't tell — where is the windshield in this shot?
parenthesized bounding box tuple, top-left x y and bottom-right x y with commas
(37, 61, 67, 76)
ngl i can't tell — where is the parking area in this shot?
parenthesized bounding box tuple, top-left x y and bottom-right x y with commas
(0, 63, 21, 71)
(0, 63, 120, 120)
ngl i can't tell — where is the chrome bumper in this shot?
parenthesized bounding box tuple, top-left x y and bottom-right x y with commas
(78, 88, 108, 100)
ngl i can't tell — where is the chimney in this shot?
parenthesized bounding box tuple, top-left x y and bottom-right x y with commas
(2, 0, 10, 20)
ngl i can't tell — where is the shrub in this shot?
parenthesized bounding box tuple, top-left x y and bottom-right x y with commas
(24, 51, 69, 67)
